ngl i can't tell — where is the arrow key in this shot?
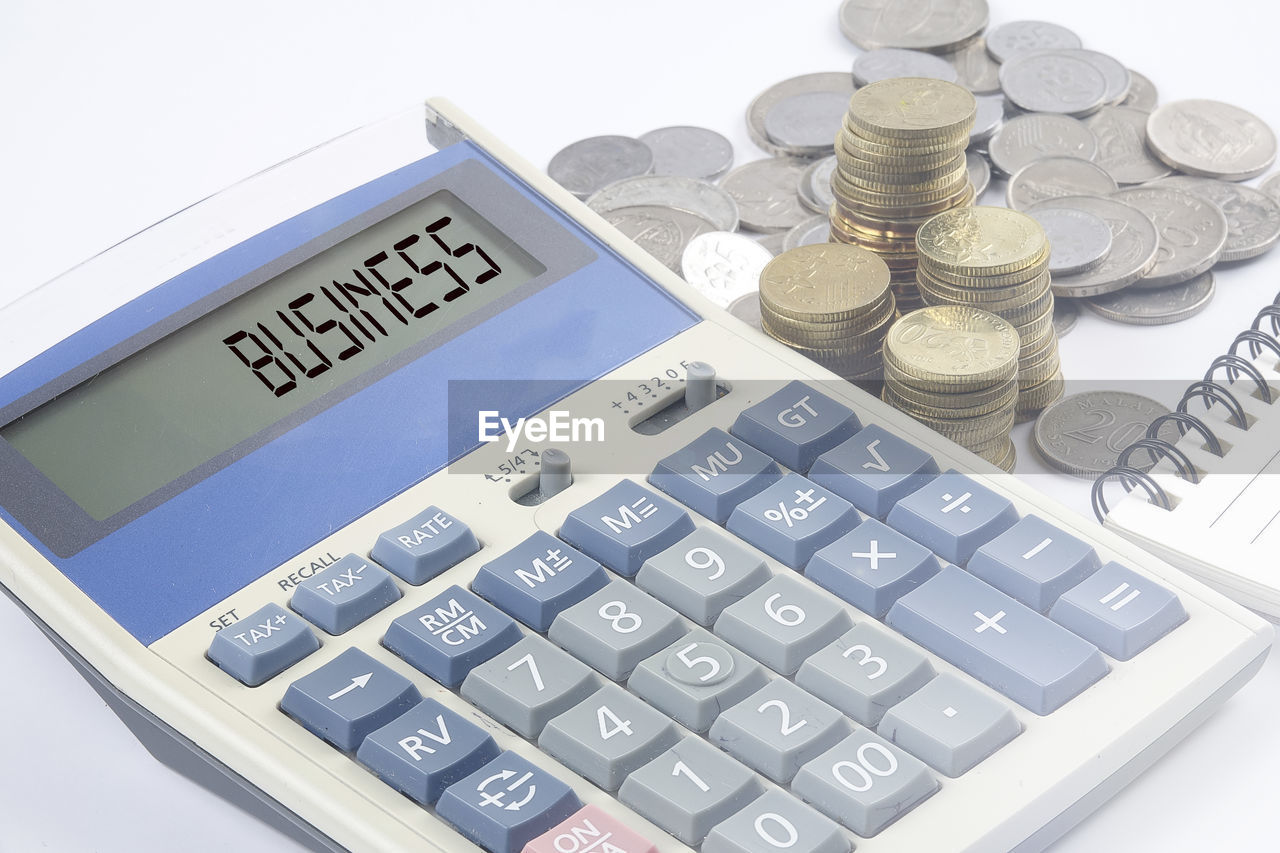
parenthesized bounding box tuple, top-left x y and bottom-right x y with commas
(281, 647, 422, 751)
(438, 750, 582, 853)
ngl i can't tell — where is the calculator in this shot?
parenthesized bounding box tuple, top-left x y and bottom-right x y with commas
(0, 99, 1270, 853)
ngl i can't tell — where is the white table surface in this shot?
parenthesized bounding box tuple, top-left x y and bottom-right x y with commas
(2, 0, 1278, 850)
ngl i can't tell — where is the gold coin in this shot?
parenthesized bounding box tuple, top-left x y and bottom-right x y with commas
(1015, 370, 1065, 420)
(884, 305, 1021, 390)
(916, 207, 1049, 278)
(916, 268, 1051, 307)
(847, 78, 977, 141)
(837, 153, 968, 187)
(885, 373, 1019, 414)
(840, 119, 965, 156)
(917, 250, 1049, 289)
(758, 243, 891, 323)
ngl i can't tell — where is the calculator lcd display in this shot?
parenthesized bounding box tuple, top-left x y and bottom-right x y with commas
(0, 190, 545, 521)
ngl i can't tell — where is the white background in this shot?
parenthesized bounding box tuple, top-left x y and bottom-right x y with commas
(2, 0, 1279, 850)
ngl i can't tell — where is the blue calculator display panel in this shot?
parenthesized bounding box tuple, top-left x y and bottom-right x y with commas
(0, 141, 698, 644)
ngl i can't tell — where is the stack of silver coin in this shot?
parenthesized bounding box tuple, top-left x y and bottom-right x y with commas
(914, 206, 1064, 420)
(828, 77, 978, 314)
(882, 305, 1022, 471)
(757, 244, 896, 387)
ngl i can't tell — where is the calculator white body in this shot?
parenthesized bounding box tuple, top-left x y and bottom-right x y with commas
(0, 100, 1270, 853)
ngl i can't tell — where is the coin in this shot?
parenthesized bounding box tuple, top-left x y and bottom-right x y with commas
(760, 243, 891, 318)
(783, 216, 831, 251)
(988, 113, 1099, 176)
(638, 126, 734, 182)
(917, 207, 1049, 277)
(1110, 186, 1229, 288)
(967, 151, 991, 197)
(727, 293, 763, 330)
(1261, 173, 1280, 204)
(1155, 176, 1280, 262)
(838, 0, 989, 52)
(852, 48, 960, 86)
(999, 50, 1108, 117)
(1084, 270, 1215, 325)
(846, 77, 977, 141)
(547, 136, 654, 199)
(721, 158, 812, 233)
(1146, 99, 1278, 181)
(747, 73, 856, 158)
(1084, 106, 1172, 185)
(1053, 298, 1080, 337)
(1068, 49, 1132, 105)
(680, 231, 775, 308)
(764, 91, 853, 155)
(969, 95, 1005, 146)
(985, 21, 1082, 63)
(884, 305, 1021, 390)
(942, 37, 1002, 94)
(1026, 207, 1112, 276)
(1029, 195, 1160, 297)
(799, 157, 837, 214)
(1034, 391, 1170, 479)
(587, 175, 740, 231)
(601, 205, 717, 272)
(1006, 156, 1118, 210)
(1120, 70, 1158, 112)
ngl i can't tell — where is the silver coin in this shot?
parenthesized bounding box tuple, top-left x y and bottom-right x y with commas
(1120, 70, 1158, 112)
(1155, 176, 1280, 262)
(764, 91, 851, 156)
(1053, 298, 1080, 337)
(587, 175, 739, 232)
(852, 48, 959, 86)
(966, 150, 991, 196)
(602, 205, 718, 272)
(680, 231, 775, 308)
(838, 0, 989, 52)
(1085, 106, 1173, 185)
(985, 20, 1082, 63)
(970, 95, 1005, 146)
(799, 156, 837, 214)
(747, 73, 855, 158)
(941, 37, 1002, 94)
(547, 136, 654, 199)
(1084, 270, 1216, 325)
(1065, 49, 1132, 106)
(1110, 187, 1229, 288)
(999, 50, 1108, 117)
(1034, 391, 1170, 479)
(988, 113, 1099, 176)
(638, 126, 734, 182)
(1028, 195, 1159, 297)
(1028, 207, 1114, 275)
(1006, 156, 1118, 210)
(782, 215, 831, 252)
(727, 293, 763, 331)
(1261, 173, 1280, 204)
(721, 158, 813, 233)
(1147, 99, 1279, 181)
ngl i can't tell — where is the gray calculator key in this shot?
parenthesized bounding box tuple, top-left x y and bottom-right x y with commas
(879, 673, 1021, 778)
(795, 624, 935, 726)
(727, 474, 861, 569)
(371, 506, 480, 584)
(730, 380, 860, 473)
(280, 647, 422, 751)
(968, 515, 1101, 612)
(887, 565, 1109, 715)
(886, 472, 1018, 565)
(792, 729, 938, 838)
(709, 680, 851, 783)
(290, 553, 402, 635)
(539, 684, 680, 791)
(636, 528, 772, 626)
(559, 480, 695, 577)
(715, 574, 852, 675)
(809, 423, 939, 519)
(649, 427, 783, 523)
(548, 580, 685, 680)
(628, 628, 770, 733)
(619, 736, 765, 845)
(804, 518, 941, 619)
(1049, 562, 1188, 660)
(208, 603, 320, 687)
(703, 789, 850, 853)
(461, 635, 600, 738)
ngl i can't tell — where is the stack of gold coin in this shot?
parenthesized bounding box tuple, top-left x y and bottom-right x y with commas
(882, 305, 1022, 471)
(914, 206, 1065, 421)
(829, 77, 978, 313)
(758, 243, 896, 386)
